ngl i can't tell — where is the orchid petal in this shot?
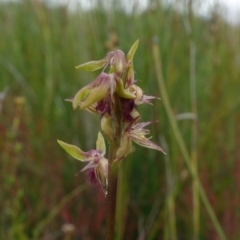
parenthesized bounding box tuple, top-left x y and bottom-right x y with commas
(81, 161, 96, 172)
(127, 39, 139, 62)
(130, 135, 166, 154)
(99, 158, 108, 177)
(116, 79, 135, 99)
(124, 40, 139, 88)
(125, 67, 135, 88)
(80, 84, 109, 109)
(133, 121, 156, 130)
(72, 86, 91, 109)
(107, 50, 127, 74)
(96, 132, 106, 155)
(94, 157, 108, 194)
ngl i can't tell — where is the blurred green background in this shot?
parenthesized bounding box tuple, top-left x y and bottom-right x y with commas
(1, 0, 240, 239)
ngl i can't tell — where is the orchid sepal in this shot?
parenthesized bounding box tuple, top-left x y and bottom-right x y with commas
(57, 140, 88, 161)
(75, 59, 106, 71)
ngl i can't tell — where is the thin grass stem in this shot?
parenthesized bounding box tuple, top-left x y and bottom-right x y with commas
(152, 40, 227, 240)
(162, 136, 177, 240)
(185, 1, 200, 238)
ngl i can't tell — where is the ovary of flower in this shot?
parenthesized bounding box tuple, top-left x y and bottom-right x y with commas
(57, 132, 108, 193)
(101, 113, 114, 141)
(115, 134, 134, 161)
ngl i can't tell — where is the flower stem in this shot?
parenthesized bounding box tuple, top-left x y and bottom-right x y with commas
(106, 165, 118, 240)
(105, 94, 123, 240)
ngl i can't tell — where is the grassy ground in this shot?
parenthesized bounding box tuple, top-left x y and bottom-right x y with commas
(0, 0, 240, 239)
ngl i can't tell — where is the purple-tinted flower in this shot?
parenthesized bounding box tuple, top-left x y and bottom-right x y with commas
(72, 73, 116, 110)
(57, 132, 108, 194)
(126, 121, 165, 153)
(75, 49, 128, 77)
(115, 121, 165, 161)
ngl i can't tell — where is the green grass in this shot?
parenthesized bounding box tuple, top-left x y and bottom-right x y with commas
(1, 0, 240, 239)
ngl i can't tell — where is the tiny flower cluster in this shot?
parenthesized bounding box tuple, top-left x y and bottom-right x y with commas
(58, 40, 164, 194)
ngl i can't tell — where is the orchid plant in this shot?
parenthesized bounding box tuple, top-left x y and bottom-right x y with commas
(57, 40, 165, 240)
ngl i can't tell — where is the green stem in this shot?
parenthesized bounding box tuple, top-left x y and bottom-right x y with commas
(152, 41, 227, 240)
(105, 94, 122, 240)
(106, 164, 119, 240)
(116, 161, 128, 240)
(187, 1, 200, 238)
(162, 137, 177, 240)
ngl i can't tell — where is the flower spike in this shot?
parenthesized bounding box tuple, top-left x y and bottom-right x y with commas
(59, 39, 165, 199)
